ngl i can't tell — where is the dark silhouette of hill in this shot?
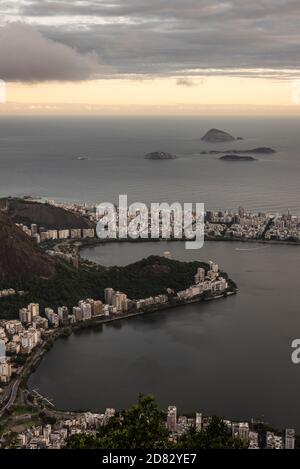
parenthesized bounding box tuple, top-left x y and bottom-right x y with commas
(0, 211, 58, 281)
(0, 198, 94, 230)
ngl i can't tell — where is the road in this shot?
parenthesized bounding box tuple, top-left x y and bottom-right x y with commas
(0, 341, 47, 418)
(0, 378, 21, 418)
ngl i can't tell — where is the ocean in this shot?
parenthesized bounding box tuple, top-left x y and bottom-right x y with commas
(2, 114, 300, 429)
(0, 115, 299, 213)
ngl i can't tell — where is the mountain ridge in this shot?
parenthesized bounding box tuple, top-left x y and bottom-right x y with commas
(0, 211, 58, 282)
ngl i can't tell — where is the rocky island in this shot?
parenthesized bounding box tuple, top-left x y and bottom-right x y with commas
(220, 154, 256, 162)
(145, 151, 177, 160)
(201, 147, 275, 155)
(201, 128, 238, 143)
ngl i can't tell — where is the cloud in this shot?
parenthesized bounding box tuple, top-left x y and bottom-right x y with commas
(0, 22, 102, 82)
(176, 78, 198, 87)
(1, 1, 300, 80)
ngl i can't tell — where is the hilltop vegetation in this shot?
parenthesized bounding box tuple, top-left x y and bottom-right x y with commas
(0, 197, 94, 230)
(0, 256, 212, 319)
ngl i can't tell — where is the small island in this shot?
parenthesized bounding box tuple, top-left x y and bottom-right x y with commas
(244, 147, 275, 154)
(145, 151, 177, 160)
(75, 156, 89, 161)
(201, 128, 237, 143)
(220, 154, 256, 162)
(201, 147, 275, 155)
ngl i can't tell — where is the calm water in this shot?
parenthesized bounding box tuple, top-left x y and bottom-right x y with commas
(3, 115, 300, 428)
(29, 240, 300, 430)
(0, 115, 300, 213)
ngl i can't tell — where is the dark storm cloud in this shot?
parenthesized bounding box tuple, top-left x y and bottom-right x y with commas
(1, 0, 300, 81)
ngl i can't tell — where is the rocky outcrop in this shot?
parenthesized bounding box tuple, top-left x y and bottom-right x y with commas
(145, 151, 177, 160)
(201, 128, 236, 143)
(220, 154, 256, 161)
(201, 147, 276, 155)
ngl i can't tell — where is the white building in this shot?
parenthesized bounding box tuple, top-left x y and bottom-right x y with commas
(104, 288, 114, 305)
(0, 339, 6, 360)
(167, 406, 177, 433)
(0, 357, 12, 383)
(285, 429, 295, 449)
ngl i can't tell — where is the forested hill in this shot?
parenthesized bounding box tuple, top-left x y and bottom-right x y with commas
(0, 211, 58, 283)
(0, 197, 94, 230)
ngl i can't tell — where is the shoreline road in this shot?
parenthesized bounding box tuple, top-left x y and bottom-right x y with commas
(0, 378, 20, 418)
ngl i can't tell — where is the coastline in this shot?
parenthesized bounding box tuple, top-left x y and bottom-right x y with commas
(73, 236, 300, 258)
(1, 278, 237, 416)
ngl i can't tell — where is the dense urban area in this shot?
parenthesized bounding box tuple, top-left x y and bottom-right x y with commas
(1, 398, 296, 449)
(7, 198, 300, 246)
(0, 197, 299, 450)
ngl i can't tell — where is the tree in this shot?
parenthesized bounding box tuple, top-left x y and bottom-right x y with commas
(68, 397, 246, 450)
(175, 416, 245, 449)
(68, 394, 169, 449)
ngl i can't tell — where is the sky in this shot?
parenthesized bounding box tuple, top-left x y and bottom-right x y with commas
(1, 0, 300, 115)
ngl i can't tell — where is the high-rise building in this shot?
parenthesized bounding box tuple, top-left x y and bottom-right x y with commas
(19, 328, 40, 354)
(0, 339, 6, 360)
(93, 300, 104, 317)
(285, 429, 295, 449)
(266, 432, 275, 449)
(0, 358, 12, 383)
(73, 306, 83, 322)
(19, 308, 31, 324)
(104, 288, 114, 305)
(30, 224, 38, 235)
(209, 261, 219, 273)
(85, 298, 94, 307)
(113, 292, 128, 312)
(238, 206, 245, 218)
(82, 228, 95, 238)
(45, 308, 59, 328)
(70, 229, 81, 239)
(103, 408, 116, 425)
(248, 431, 259, 449)
(274, 436, 283, 449)
(79, 301, 92, 320)
(40, 231, 49, 242)
(47, 230, 58, 240)
(167, 406, 177, 433)
(239, 422, 249, 440)
(194, 267, 205, 284)
(28, 303, 39, 318)
(32, 316, 49, 330)
(58, 306, 69, 326)
(195, 413, 202, 431)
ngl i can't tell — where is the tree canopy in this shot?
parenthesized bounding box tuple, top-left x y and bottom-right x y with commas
(68, 395, 245, 450)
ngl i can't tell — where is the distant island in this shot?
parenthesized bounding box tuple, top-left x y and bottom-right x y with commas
(201, 147, 275, 155)
(145, 151, 177, 160)
(220, 154, 256, 162)
(201, 128, 241, 143)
